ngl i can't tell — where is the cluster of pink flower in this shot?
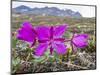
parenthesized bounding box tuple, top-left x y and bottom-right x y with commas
(17, 21, 89, 56)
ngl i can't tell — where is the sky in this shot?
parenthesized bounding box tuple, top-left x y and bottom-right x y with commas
(12, 1, 96, 17)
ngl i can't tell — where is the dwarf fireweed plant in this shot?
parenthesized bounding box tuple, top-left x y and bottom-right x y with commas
(17, 21, 89, 57)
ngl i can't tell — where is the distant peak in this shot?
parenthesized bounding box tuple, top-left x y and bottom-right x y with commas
(13, 5, 82, 18)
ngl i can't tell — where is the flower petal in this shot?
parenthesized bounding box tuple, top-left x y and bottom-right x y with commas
(17, 21, 36, 42)
(54, 42, 67, 55)
(72, 34, 89, 48)
(54, 24, 68, 38)
(36, 26, 50, 40)
(34, 43, 48, 56)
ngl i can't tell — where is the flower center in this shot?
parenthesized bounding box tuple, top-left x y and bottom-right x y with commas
(49, 38, 54, 45)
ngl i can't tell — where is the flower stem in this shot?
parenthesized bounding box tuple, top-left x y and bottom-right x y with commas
(26, 53, 31, 62)
(59, 55, 62, 64)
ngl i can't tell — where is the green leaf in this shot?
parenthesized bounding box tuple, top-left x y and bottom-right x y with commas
(67, 47, 72, 55)
(77, 25, 81, 29)
(48, 56, 55, 62)
(44, 50, 50, 57)
(53, 51, 60, 62)
(12, 57, 20, 67)
(32, 56, 46, 63)
(12, 38, 17, 48)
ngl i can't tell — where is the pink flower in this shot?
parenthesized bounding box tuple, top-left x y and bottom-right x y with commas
(16, 21, 89, 56)
(17, 21, 37, 47)
(34, 24, 68, 56)
(71, 34, 89, 52)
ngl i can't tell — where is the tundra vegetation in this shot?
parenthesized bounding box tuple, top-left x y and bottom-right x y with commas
(11, 13, 96, 74)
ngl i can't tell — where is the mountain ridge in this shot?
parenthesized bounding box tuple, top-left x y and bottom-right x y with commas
(12, 5, 82, 18)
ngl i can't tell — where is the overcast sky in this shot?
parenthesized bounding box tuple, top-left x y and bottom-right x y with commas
(12, 1, 96, 17)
